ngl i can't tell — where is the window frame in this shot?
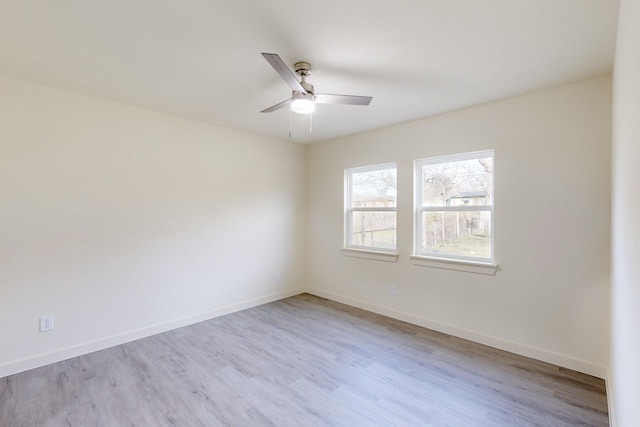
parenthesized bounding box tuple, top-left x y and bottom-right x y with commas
(344, 162, 398, 253)
(414, 150, 495, 264)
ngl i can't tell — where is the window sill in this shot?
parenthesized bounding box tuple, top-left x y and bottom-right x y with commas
(410, 255, 498, 275)
(341, 248, 399, 263)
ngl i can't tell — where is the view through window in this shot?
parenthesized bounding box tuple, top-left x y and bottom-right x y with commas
(345, 163, 397, 251)
(415, 151, 494, 261)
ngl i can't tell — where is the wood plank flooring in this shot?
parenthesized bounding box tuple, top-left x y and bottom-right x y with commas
(0, 293, 608, 426)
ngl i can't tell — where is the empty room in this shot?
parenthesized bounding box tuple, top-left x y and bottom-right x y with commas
(1, 1, 639, 426)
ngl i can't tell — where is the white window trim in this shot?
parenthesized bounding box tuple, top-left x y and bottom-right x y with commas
(414, 150, 496, 269)
(341, 248, 399, 263)
(410, 255, 497, 275)
(344, 162, 397, 257)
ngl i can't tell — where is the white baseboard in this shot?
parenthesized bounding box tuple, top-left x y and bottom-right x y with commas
(0, 287, 305, 379)
(2, 286, 607, 381)
(605, 371, 615, 427)
(307, 287, 608, 379)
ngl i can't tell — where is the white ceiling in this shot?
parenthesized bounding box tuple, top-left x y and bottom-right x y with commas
(0, 1, 619, 143)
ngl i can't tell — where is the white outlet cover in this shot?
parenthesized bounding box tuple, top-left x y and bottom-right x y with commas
(40, 315, 54, 332)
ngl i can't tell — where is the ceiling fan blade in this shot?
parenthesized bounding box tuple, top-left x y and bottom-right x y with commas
(314, 93, 372, 106)
(260, 98, 292, 113)
(261, 53, 306, 94)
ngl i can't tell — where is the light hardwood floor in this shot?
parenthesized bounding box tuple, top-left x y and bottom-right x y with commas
(1, 293, 608, 426)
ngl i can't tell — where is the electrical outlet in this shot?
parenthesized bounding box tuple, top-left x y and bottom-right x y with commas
(275, 273, 281, 283)
(40, 315, 54, 332)
(389, 284, 396, 296)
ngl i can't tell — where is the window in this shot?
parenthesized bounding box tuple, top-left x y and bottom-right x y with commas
(415, 150, 494, 262)
(345, 163, 397, 252)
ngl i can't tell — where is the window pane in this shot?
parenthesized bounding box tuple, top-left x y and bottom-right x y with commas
(422, 157, 492, 207)
(351, 168, 397, 208)
(420, 210, 491, 258)
(351, 211, 396, 249)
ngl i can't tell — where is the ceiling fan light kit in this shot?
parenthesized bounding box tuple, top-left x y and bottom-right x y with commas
(291, 92, 315, 114)
(260, 52, 372, 118)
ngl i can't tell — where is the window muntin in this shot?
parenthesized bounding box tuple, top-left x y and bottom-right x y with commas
(415, 151, 494, 262)
(345, 163, 397, 251)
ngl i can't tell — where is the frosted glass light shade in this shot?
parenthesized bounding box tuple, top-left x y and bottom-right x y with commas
(291, 92, 315, 114)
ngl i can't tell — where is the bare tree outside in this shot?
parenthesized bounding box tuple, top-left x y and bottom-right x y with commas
(420, 155, 493, 259)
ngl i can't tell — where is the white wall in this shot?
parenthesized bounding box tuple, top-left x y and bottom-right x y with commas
(307, 76, 611, 377)
(611, 0, 640, 424)
(0, 70, 614, 384)
(0, 75, 306, 377)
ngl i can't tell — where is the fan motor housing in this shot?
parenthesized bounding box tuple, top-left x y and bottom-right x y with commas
(300, 81, 314, 94)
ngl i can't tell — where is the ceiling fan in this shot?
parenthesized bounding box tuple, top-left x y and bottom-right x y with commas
(260, 52, 373, 115)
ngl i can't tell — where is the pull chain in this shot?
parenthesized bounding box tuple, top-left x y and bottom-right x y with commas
(289, 108, 314, 138)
